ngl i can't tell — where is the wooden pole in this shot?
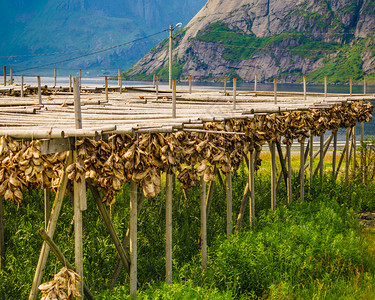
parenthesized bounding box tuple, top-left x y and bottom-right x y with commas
(233, 78, 237, 110)
(105, 76, 108, 102)
(319, 133, 324, 179)
(200, 178, 207, 271)
(350, 78, 353, 96)
(54, 68, 57, 87)
(130, 181, 138, 299)
(224, 76, 227, 95)
(169, 25, 173, 89)
(364, 76, 367, 95)
(226, 172, 232, 237)
(189, 75, 192, 94)
(303, 76, 307, 101)
(309, 132, 314, 186)
(37, 76, 42, 105)
(38, 228, 96, 300)
(21, 75, 24, 97)
(352, 125, 357, 177)
(3, 66, 6, 86)
(79, 69, 82, 89)
(0, 197, 4, 269)
(172, 79, 176, 118)
(73, 77, 82, 129)
(324, 76, 327, 98)
(345, 127, 350, 185)
(155, 75, 159, 100)
(44, 189, 51, 230)
(118, 69, 122, 94)
(10, 67, 13, 85)
(166, 173, 173, 284)
(333, 131, 337, 179)
(286, 143, 292, 204)
(29, 152, 72, 300)
(254, 74, 257, 92)
(249, 150, 255, 228)
(274, 78, 277, 104)
(69, 75, 72, 93)
(270, 141, 277, 211)
(300, 138, 305, 202)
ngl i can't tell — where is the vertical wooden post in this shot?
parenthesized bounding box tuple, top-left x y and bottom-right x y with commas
(226, 172, 232, 237)
(21, 75, 24, 97)
(274, 78, 277, 104)
(37, 76, 42, 105)
(189, 75, 192, 94)
(172, 79, 176, 118)
(303, 76, 307, 101)
(224, 76, 227, 95)
(300, 139, 305, 202)
(155, 75, 159, 100)
(324, 76, 327, 98)
(3, 66, 6, 86)
(233, 78, 237, 110)
(69, 75, 72, 93)
(353, 125, 357, 177)
(200, 178, 207, 271)
(286, 143, 292, 204)
(105, 76, 108, 101)
(309, 132, 314, 186)
(54, 68, 57, 87)
(129, 181, 137, 299)
(332, 131, 337, 179)
(350, 78, 353, 96)
(10, 67, 13, 85)
(364, 76, 367, 95)
(345, 127, 350, 185)
(0, 197, 5, 269)
(79, 69, 82, 89)
(270, 141, 277, 211)
(44, 189, 51, 230)
(319, 133, 324, 179)
(254, 74, 257, 92)
(166, 173, 173, 285)
(249, 150, 255, 228)
(118, 69, 122, 94)
(73, 77, 82, 128)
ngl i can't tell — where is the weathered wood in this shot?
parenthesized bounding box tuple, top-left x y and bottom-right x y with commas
(233, 78, 237, 110)
(88, 182, 131, 277)
(29, 151, 72, 300)
(166, 173, 173, 284)
(105, 76, 108, 102)
(37, 76, 42, 105)
(44, 189, 51, 230)
(345, 127, 350, 185)
(0, 197, 4, 269)
(274, 78, 277, 104)
(333, 131, 337, 178)
(205, 168, 216, 219)
(69, 75, 72, 93)
(74, 170, 84, 298)
(155, 75, 159, 100)
(276, 142, 288, 188)
(118, 69, 122, 94)
(54, 68, 57, 87)
(172, 79, 176, 118)
(3, 66, 6, 86)
(73, 77, 82, 129)
(38, 228, 96, 300)
(254, 74, 257, 92)
(200, 178, 207, 271)
(39, 138, 73, 155)
(226, 172, 232, 237)
(130, 181, 138, 299)
(10, 67, 13, 85)
(319, 133, 324, 179)
(249, 150, 255, 228)
(270, 141, 277, 211)
(352, 125, 357, 176)
(286, 143, 292, 204)
(189, 75, 192, 94)
(21, 75, 24, 97)
(303, 76, 307, 101)
(300, 139, 305, 202)
(79, 69, 82, 89)
(335, 131, 349, 180)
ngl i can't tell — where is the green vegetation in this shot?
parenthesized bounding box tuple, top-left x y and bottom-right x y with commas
(1, 146, 375, 299)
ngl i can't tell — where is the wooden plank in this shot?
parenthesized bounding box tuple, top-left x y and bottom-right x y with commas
(29, 151, 72, 300)
(200, 178, 207, 271)
(226, 172, 232, 237)
(38, 228, 96, 300)
(129, 181, 138, 299)
(165, 173, 173, 284)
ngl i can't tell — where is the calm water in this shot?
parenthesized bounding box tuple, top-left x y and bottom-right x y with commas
(11, 76, 375, 141)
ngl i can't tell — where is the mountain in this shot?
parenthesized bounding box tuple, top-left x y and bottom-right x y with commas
(0, 0, 206, 76)
(126, 0, 375, 83)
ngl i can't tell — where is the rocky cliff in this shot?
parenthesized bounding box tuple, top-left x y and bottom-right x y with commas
(127, 0, 375, 83)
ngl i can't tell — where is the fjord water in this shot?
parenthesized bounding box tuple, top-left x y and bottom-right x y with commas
(13, 76, 375, 142)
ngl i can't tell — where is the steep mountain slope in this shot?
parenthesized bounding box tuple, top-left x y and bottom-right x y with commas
(1, 0, 206, 75)
(127, 0, 375, 83)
